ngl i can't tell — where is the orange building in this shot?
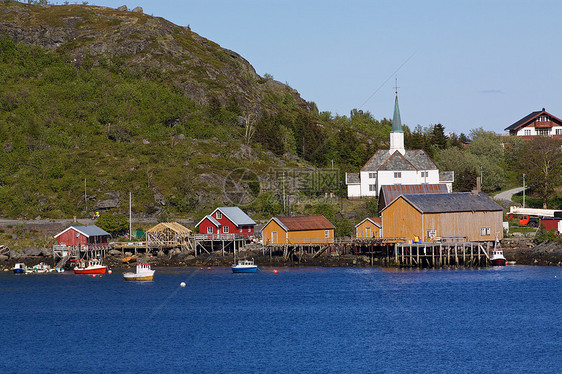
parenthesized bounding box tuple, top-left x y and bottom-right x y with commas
(261, 215, 335, 245)
(355, 217, 382, 238)
(380, 192, 503, 242)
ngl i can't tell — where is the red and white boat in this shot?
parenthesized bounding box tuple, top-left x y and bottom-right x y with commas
(74, 259, 107, 274)
(490, 240, 507, 266)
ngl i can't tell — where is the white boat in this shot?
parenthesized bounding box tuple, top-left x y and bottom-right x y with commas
(232, 258, 257, 273)
(490, 239, 507, 266)
(27, 262, 54, 273)
(123, 263, 154, 281)
(13, 263, 27, 274)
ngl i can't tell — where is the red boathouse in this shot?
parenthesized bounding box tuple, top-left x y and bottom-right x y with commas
(54, 225, 111, 249)
(195, 207, 256, 239)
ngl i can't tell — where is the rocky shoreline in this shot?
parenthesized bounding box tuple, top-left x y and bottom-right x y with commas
(2, 238, 562, 271)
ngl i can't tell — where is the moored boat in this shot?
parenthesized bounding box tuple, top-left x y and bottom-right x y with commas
(13, 263, 27, 274)
(74, 259, 107, 274)
(123, 263, 154, 281)
(232, 258, 257, 273)
(490, 239, 507, 266)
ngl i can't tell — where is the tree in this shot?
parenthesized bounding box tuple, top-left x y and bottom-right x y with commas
(430, 123, 448, 150)
(96, 213, 128, 237)
(518, 137, 562, 208)
(467, 129, 505, 192)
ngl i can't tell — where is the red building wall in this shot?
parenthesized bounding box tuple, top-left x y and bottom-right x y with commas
(57, 228, 88, 246)
(56, 228, 109, 247)
(198, 209, 255, 237)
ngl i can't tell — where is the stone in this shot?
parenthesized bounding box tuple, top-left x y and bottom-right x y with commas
(142, 139, 150, 144)
(109, 249, 121, 256)
(132, 6, 143, 13)
(117, 5, 127, 11)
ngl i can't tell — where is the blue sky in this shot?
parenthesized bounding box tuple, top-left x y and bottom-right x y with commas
(70, 0, 562, 135)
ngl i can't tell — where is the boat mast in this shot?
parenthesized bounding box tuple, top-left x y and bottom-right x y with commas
(129, 191, 132, 239)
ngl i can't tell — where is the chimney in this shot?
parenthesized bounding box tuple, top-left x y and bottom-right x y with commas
(472, 177, 481, 194)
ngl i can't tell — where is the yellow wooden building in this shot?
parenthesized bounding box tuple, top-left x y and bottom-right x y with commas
(261, 215, 335, 245)
(355, 217, 382, 238)
(380, 192, 503, 242)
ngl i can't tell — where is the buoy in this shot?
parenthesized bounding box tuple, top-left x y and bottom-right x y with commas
(207, 267, 211, 270)
(180, 282, 186, 287)
(273, 269, 278, 273)
(92, 274, 96, 278)
(108, 270, 112, 274)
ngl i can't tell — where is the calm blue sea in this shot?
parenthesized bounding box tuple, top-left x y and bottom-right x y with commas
(1, 265, 561, 373)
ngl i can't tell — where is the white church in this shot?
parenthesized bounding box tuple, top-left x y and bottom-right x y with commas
(345, 95, 454, 198)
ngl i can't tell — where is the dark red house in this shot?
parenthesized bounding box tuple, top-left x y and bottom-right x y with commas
(54, 225, 111, 248)
(195, 207, 256, 238)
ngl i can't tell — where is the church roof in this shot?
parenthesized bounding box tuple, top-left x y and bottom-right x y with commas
(361, 149, 438, 172)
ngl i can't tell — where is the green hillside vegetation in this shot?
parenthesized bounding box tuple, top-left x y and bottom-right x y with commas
(1, 0, 561, 233)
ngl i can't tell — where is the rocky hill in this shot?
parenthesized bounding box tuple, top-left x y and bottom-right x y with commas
(0, 1, 308, 112)
(0, 1, 371, 223)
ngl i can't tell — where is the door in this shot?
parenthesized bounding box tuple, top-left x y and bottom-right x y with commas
(271, 231, 278, 244)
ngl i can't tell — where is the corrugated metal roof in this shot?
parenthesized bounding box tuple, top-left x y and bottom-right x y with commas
(394, 192, 503, 214)
(273, 215, 335, 231)
(216, 207, 256, 226)
(380, 184, 448, 207)
(73, 225, 110, 237)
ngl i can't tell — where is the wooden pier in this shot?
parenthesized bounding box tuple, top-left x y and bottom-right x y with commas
(393, 241, 490, 267)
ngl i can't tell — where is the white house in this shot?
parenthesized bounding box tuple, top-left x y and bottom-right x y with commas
(346, 95, 454, 198)
(504, 108, 562, 139)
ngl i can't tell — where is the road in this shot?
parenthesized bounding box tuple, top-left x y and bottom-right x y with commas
(494, 187, 526, 204)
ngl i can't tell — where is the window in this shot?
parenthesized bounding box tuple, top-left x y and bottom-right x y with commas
(538, 115, 548, 122)
(207, 227, 213, 234)
(394, 172, 401, 178)
(369, 172, 376, 179)
(369, 184, 376, 191)
(325, 230, 330, 238)
(223, 226, 229, 233)
(480, 227, 490, 236)
(421, 171, 428, 178)
(524, 129, 531, 136)
(537, 128, 550, 136)
(556, 129, 562, 135)
(216, 211, 222, 219)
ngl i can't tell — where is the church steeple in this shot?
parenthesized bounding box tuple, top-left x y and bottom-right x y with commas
(391, 95, 403, 133)
(389, 90, 405, 154)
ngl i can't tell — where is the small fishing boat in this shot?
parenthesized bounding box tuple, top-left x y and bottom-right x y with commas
(123, 263, 154, 281)
(13, 263, 27, 274)
(74, 259, 107, 274)
(490, 239, 507, 266)
(232, 258, 257, 273)
(25, 262, 54, 273)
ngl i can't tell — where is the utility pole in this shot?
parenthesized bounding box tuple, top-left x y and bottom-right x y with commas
(523, 174, 526, 208)
(282, 172, 286, 215)
(84, 177, 87, 214)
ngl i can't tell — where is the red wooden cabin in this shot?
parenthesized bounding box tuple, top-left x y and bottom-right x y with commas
(54, 225, 111, 248)
(195, 207, 256, 238)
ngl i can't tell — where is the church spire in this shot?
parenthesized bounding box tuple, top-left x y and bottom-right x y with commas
(391, 94, 403, 133)
(389, 78, 405, 154)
